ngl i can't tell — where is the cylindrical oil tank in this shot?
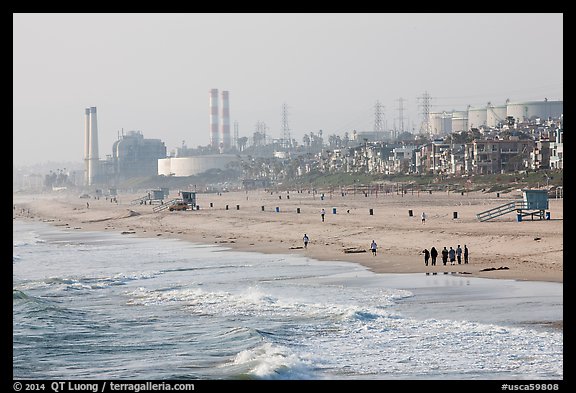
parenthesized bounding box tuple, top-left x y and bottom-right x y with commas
(158, 158, 172, 175)
(452, 116, 468, 132)
(487, 104, 507, 127)
(430, 111, 453, 135)
(441, 112, 453, 134)
(429, 112, 444, 135)
(467, 106, 487, 129)
(157, 154, 238, 177)
(506, 100, 563, 122)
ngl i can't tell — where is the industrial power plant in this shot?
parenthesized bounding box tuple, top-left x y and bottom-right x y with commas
(83, 88, 239, 185)
(159, 88, 238, 177)
(80, 92, 563, 189)
(82, 107, 167, 187)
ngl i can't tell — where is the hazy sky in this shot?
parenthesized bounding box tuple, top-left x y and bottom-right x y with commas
(13, 13, 563, 166)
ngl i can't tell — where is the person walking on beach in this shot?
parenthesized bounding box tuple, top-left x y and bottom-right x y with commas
(421, 211, 426, 224)
(430, 247, 438, 266)
(441, 247, 449, 265)
(320, 208, 326, 222)
(449, 247, 456, 265)
(303, 234, 309, 249)
(422, 249, 430, 266)
(464, 245, 469, 264)
(456, 245, 463, 264)
(370, 240, 377, 256)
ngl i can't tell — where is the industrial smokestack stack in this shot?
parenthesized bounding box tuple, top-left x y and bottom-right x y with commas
(209, 89, 219, 148)
(84, 108, 91, 186)
(221, 90, 231, 151)
(88, 106, 99, 185)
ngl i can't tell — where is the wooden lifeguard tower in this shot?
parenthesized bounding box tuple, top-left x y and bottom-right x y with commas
(476, 189, 549, 222)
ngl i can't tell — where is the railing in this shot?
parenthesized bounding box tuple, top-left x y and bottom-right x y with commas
(476, 200, 528, 222)
(130, 195, 149, 205)
(152, 199, 178, 213)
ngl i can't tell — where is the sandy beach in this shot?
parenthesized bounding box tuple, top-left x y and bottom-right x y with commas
(13, 187, 563, 283)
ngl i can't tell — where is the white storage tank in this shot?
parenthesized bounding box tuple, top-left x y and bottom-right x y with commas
(429, 112, 444, 135)
(451, 110, 468, 131)
(487, 104, 507, 127)
(429, 111, 453, 136)
(467, 105, 487, 129)
(506, 100, 563, 122)
(158, 158, 171, 175)
(158, 154, 238, 177)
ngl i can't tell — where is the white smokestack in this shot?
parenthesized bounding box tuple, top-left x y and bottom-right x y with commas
(84, 108, 91, 186)
(88, 107, 99, 185)
(221, 90, 230, 151)
(209, 89, 219, 148)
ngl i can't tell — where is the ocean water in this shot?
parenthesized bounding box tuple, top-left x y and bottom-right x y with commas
(13, 220, 563, 380)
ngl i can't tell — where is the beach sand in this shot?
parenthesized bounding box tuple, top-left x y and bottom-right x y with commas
(13, 187, 563, 283)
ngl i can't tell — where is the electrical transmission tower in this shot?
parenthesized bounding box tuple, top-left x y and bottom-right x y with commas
(254, 121, 268, 146)
(417, 91, 433, 135)
(281, 102, 291, 149)
(374, 100, 385, 141)
(396, 97, 405, 133)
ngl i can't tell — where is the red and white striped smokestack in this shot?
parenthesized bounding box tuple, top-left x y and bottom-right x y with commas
(209, 89, 219, 148)
(221, 90, 231, 150)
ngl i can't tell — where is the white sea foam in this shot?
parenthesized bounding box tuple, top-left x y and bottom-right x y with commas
(231, 342, 321, 379)
(13, 219, 563, 380)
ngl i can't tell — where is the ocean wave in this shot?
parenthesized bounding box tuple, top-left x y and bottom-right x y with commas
(13, 239, 45, 248)
(13, 289, 29, 300)
(160, 264, 253, 274)
(228, 342, 321, 380)
(29, 271, 163, 292)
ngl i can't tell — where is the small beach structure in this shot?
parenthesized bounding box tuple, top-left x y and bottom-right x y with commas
(476, 189, 549, 222)
(152, 191, 196, 213)
(131, 189, 165, 205)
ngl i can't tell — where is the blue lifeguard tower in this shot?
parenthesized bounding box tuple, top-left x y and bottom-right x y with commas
(476, 189, 549, 222)
(179, 191, 196, 206)
(151, 190, 196, 212)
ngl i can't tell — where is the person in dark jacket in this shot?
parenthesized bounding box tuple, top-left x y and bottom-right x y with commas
(441, 247, 449, 265)
(422, 249, 430, 266)
(430, 247, 438, 266)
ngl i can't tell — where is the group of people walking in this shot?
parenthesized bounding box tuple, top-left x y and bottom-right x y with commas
(303, 229, 468, 267)
(422, 245, 469, 266)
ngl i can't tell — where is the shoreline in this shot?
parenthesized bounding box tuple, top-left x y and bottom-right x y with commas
(13, 188, 563, 283)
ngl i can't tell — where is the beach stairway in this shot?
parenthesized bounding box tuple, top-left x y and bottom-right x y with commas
(476, 201, 520, 222)
(130, 195, 150, 205)
(152, 199, 179, 213)
(477, 190, 549, 222)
